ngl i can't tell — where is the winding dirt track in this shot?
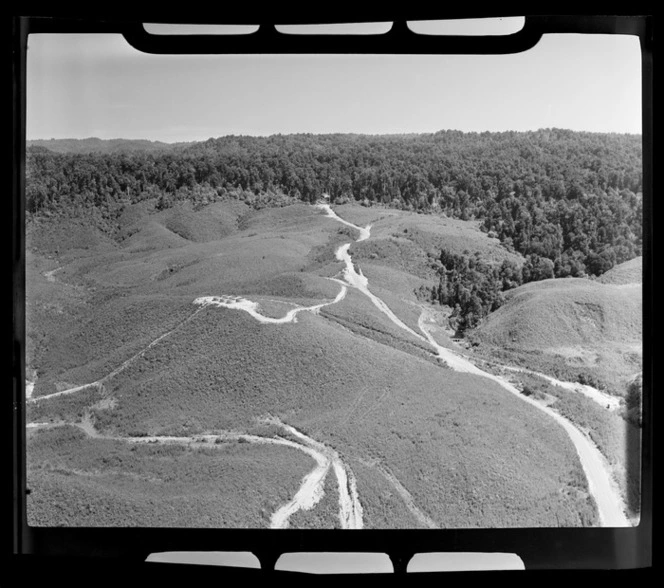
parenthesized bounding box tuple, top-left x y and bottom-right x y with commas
(128, 424, 362, 528)
(262, 416, 363, 529)
(193, 285, 347, 324)
(27, 306, 207, 403)
(319, 204, 629, 527)
(374, 465, 438, 529)
(28, 417, 363, 529)
(27, 202, 630, 527)
(497, 364, 623, 410)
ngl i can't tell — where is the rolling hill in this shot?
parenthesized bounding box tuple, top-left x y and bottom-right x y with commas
(24, 127, 644, 531)
(597, 256, 643, 285)
(469, 258, 642, 394)
(25, 201, 601, 529)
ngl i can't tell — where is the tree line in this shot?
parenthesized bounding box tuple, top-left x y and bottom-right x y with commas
(26, 128, 642, 286)
(415, 250, 525, 334)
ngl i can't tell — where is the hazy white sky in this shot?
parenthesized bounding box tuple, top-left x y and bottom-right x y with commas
(26, 30, 642, 142)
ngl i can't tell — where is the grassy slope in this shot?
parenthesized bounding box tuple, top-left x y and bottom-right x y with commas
(157, 202, 245, 243)
(30, 294, 198, 398)
(495, 370, 641, 520)
(348, 460, 424, 529)
(26, 249, 89, 380)
(75, 203, 341, 300)
(27, 426, 311, 528)
(356, 262, 432, 334)
(475, 278, 641, 348)
(30, 306, 597, 528)
(337, 205, 524, 336)
(337, 204, 524, 265)
(597, 256, 642, 285)
(27, 202, 344, 392)
(73, 306, 595, 528)
(469, 275, 642, 393)
(320, 288, 434, 362)
(26, 202, 598, 528)
(27, 215, 118, 258)
(78, 308, 433, 435)
(298, 336, 598, 528)
(462, 258, 644, 519)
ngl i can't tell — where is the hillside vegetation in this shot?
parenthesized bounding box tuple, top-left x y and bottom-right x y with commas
(27, 129, 641, 281)
(27, 425, 311, 528)
(597, 256, 642, 285)
(28, 302, 598, 528)
(26, 201, 601, 528)
(473, 277, 641, 350)
(24, 130, 643, 529)
(468, 258, 642, 394)
(27, 130, 641, 341)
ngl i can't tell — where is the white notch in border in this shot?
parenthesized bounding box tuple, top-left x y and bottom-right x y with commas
(408, 17, 526, 36)
(275, 22, 393, 35)
(276, 552, 393, 574)
(407, 552, 525, 572)
(143, 24, 260, 35)
(146, 551, 261, 568)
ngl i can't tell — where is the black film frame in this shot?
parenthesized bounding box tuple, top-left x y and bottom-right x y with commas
(11, 10, 653, 578)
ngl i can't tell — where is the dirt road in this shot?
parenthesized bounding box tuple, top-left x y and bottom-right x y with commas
(28, 202, 630, 528)
(194, 285, 347, 324)
(321, 204, 629, 527)
(417, 315, 629, 526)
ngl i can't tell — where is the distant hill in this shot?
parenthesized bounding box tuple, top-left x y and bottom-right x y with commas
(27, 137, 184, 154)
(26, 129, 643, 287)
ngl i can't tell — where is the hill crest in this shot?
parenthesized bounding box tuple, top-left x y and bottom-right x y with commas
(27, 137, 185, 154)
(597, 257, 642, 285)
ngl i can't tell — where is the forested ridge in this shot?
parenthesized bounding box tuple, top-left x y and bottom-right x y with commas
(26, 130, 642, 531)
(27, 128, 642, 290)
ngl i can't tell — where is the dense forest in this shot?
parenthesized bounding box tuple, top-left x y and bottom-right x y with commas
(416, 252, 525, 333)
(26, 129, 642, 328)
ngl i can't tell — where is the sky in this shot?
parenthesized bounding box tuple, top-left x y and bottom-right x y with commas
(26, 22, 642, 143)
